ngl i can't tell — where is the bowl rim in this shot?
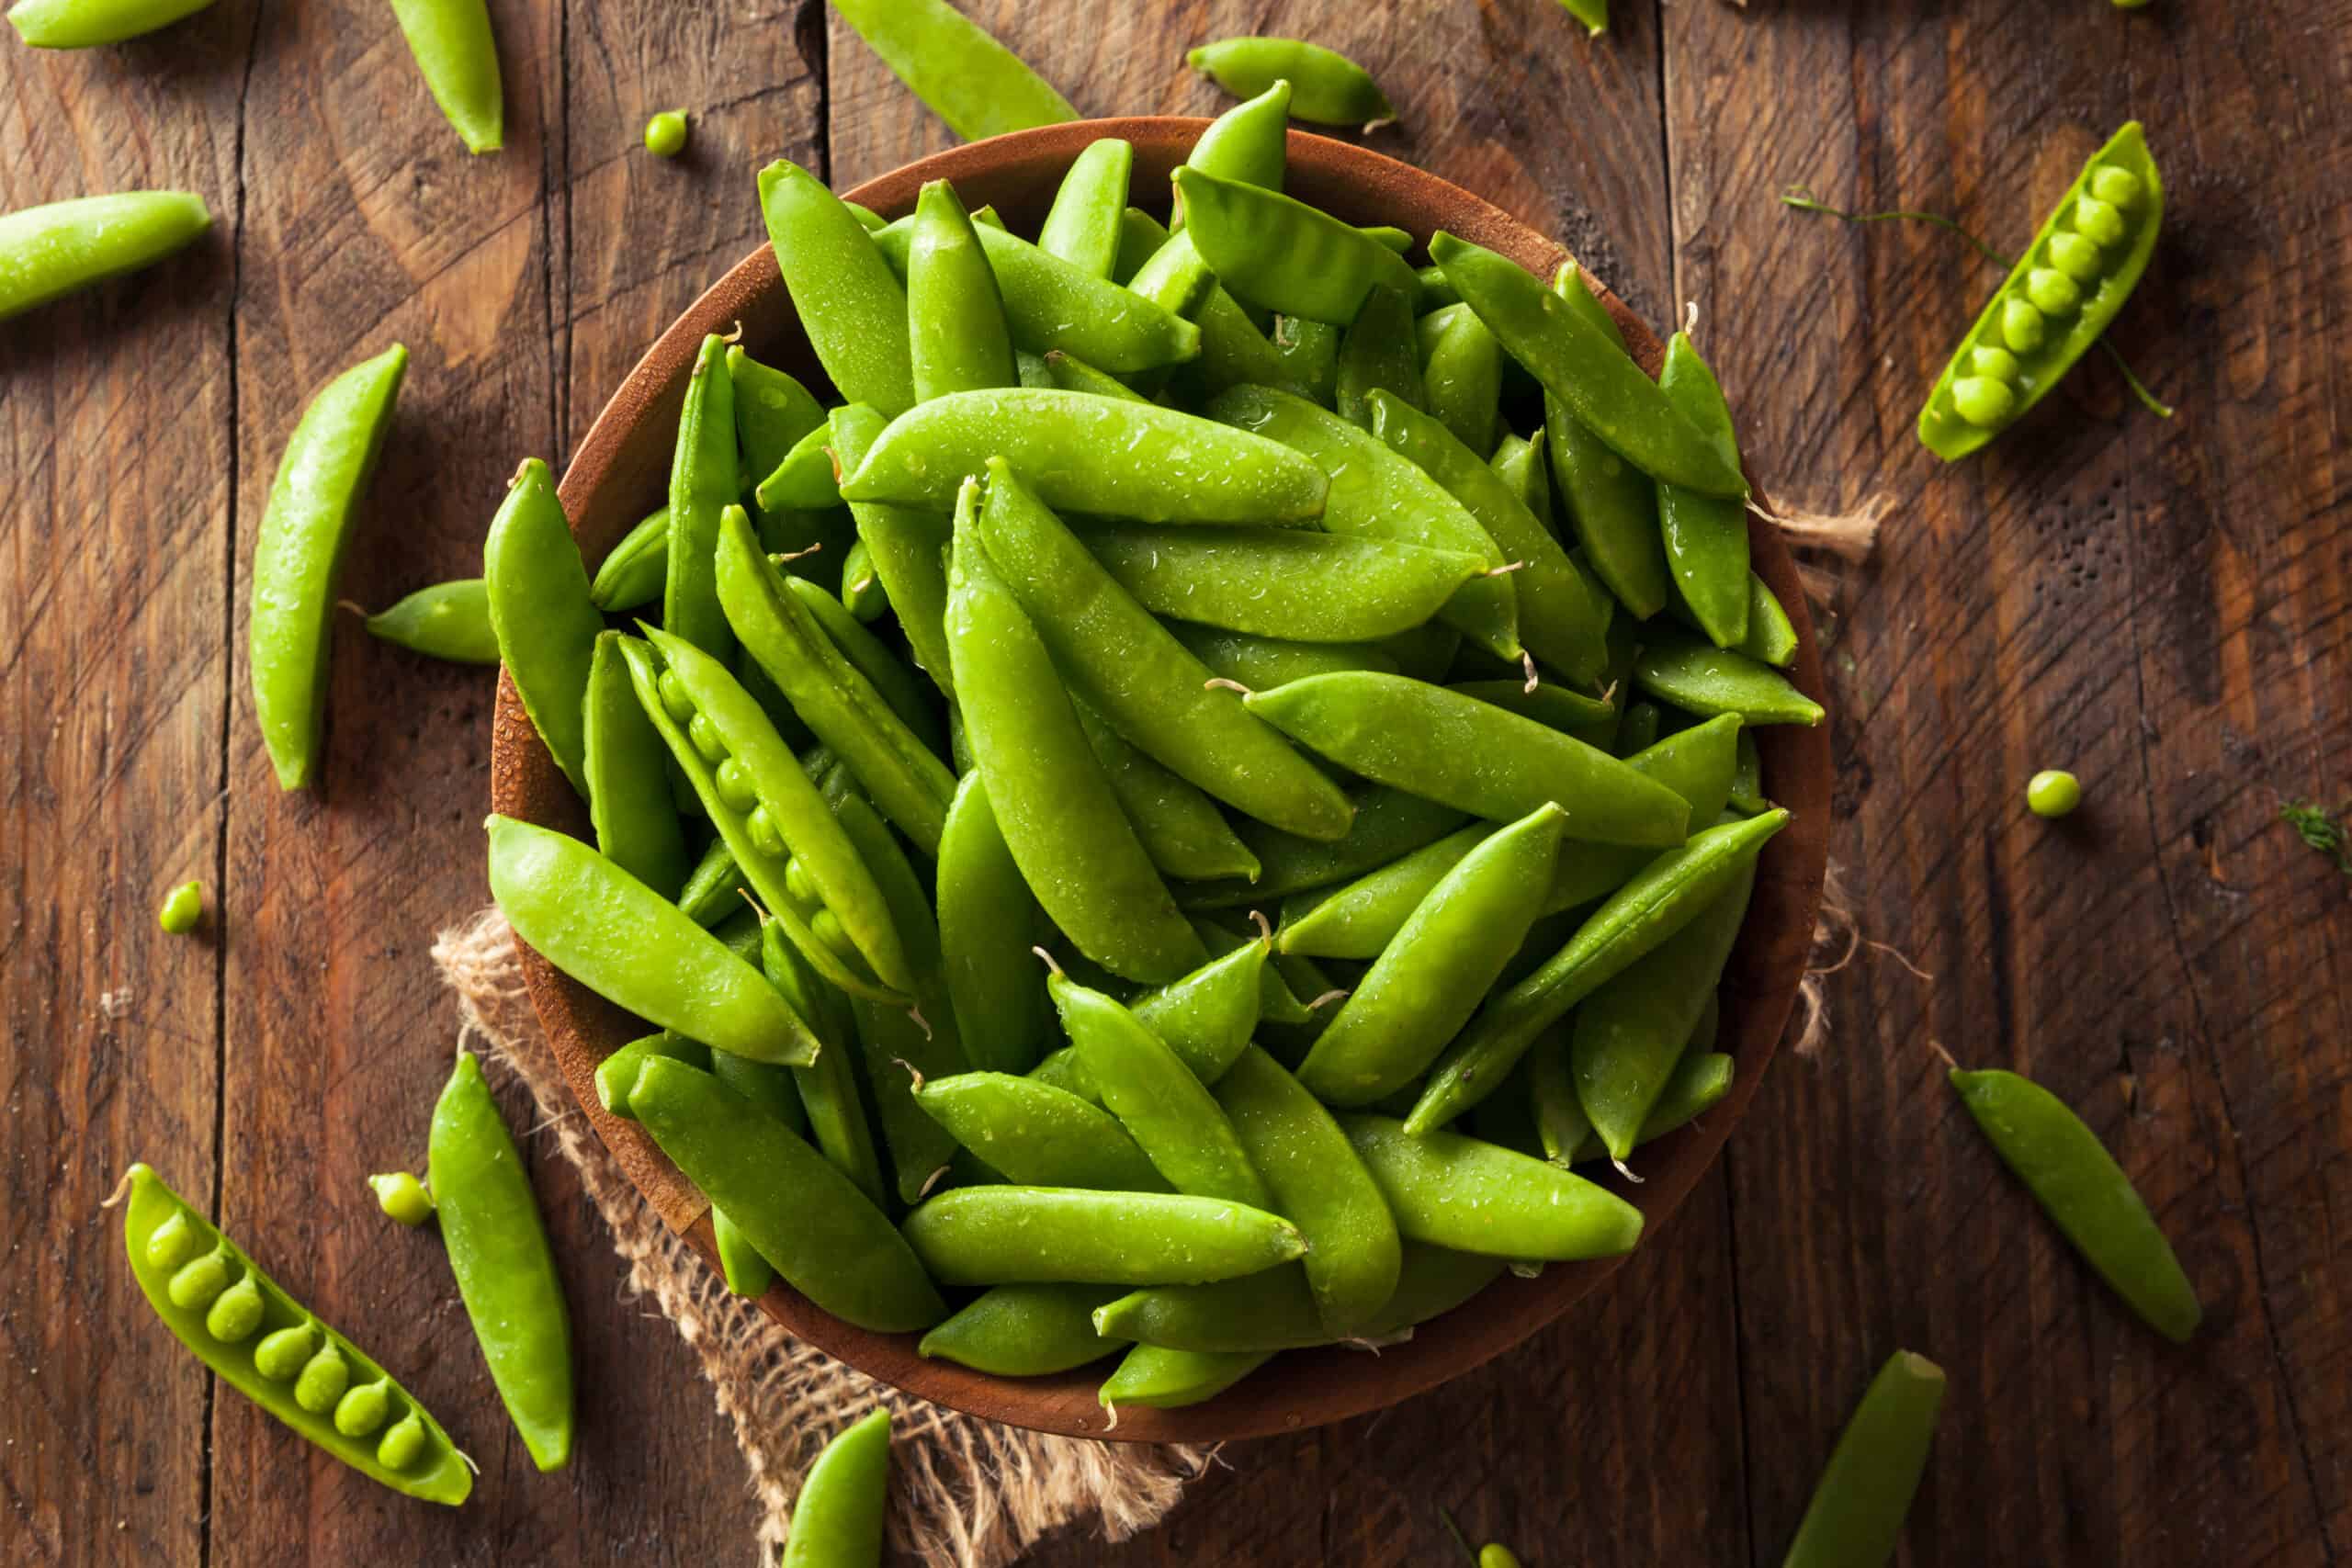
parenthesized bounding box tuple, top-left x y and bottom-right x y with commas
(493, 116, 1834, 1445)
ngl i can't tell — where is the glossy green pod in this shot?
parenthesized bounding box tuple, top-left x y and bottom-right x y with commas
(780, 1407, 893, 1568)
(1186, 36, 1392, 126)
(900, 1187, 1306, 1286)
(829, 0, 1075, 140)
(0, 190, 212, 315)
(917, 1283, 1125, 1376)
(1779, 1351, 1947, 1568)
(359, 579, 498, 665)
(388, 0, 503, 153)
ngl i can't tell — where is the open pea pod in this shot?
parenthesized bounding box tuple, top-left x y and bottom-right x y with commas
(119, 1164, 471, 1506)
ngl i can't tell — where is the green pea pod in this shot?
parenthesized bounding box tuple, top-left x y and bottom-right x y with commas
(752, 423, 841, 513)
(914, 1073, 1169, 1192)
(1918, 124, 2163, 460)
(119, 1165, 469, 1503)
(1779, 1351, 1947, 1568)
(1432, 233, 1745, 498)
(1564, 1048, 1736, 1163)
(622, 628, 914, 1000)
(6, 0, 210, 45)
(944, 485, 1205, 984)
(786, 576, 940, 753)
(1543, 715, 1743, 910)
(842, 389, 1322, 524)
(758, 159, 915, 416)
(1176, 167, 1420, 324)
(486, 813, 820, 1065)
(1170, 625, 1400, 690)
(1526, 1025, 1590, 1161)
(908, 178, 1019, 401)
(663, 333, 740, 663)
(1113, 206, 1171, 282)
(830, 0, 1074, 139)
(871, 220, 1202, 374)
(1185, 80, 1291, 193)
(1334, 281, 1425, 425)
(481, 457, 604, 800)
(1125, 229, 1219, 321)
(1181, 784, 1467, 911)
(1215, 1044, 1401, 1337)
(1634, 629, 1825, 726)
(1573, 856, 1757, 1162)
(712, 1207, 772, 1299)
(900, 1187, 1306, 1286)
(1099, 1345, 1272, 1412)
(1085, 525, 1482, 644)
(1422, 305, 1503, 456)
(918, 1283, 1125, 1376)
(936, 774, 1048, 1074)
(1363, 389, 1610, 684)
(589, 507, 671, 612)
(1074, 705, 1262, 884)
(760, 919, 889, 1209)
(1949, 1067, 2201, 1342)
(776, 1406, 893, 1568)
(827, 403, 955, 700)
(636, 1057, 944, 1330)
(1245, 673, 1687, 846)
(429, 1050, 572, 1471)
(1655, 333, 1752, 648)
(1040, 348, 1148, 401)
(388, 0, 503, 153)
(359, 578, 498, 664)
(1196, 917, 1316, 1030)
(1340, 1114, 1644, 1260)
(0, 190, 212, 317)
(1405, 808, 1788, 1134)
(1447, 680, 1614, 732)
(1537, 266, 1668, 617)
(250, 344, 407, 791)
(594, 1031, 710, 1120)
(1033, 937, 1272, 1102)
(729, 347, 828, 479)
(1296, 805, 1566, 1105)
(1673, 569, 1799, 667)
(582, 632, 692, 897)
(1051, 973, 1273, 1209)
(1092, 1242, 1503, 1353)
(1187, 36, 1392, 125)
(1277, 825, 1489, 962)
(1205, 385, 1519, 660)
(717, 508, 957, 854)
(975, 457, 1356, 841)
(675, 836, 746, 928)
(1037, 138, 1133, 277)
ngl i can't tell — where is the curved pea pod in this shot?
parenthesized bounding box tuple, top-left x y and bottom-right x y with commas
(1566, 1049, 1735, 1162)
(0, 190, 211, 314)
(826, 403, 955, 700)
(729, 346, 828, 485)
(1544, 714, 1744, 911)
(1176, 167, 1420, 324)
(1334, 281, 1426, 424)
(1406, 808, 1787, 1133)
(918, 1282, 1125, 1376)
(1187, 36, 1391, 125)
(1296, 805, 1566, 1106)
(1572, 856, 1758, 1163)
(1779, 1351, 1947, 1568)
(250, 344, 408, 791)
(900, 1187, 1306, 1286)
(1654, 333, 1752, 648)
(388, 0, 503, 153)
(760, 919, 890, 1210)
(1051, 973, 1272, 1209)
(586, 506, 670, 611)
(1035, 936, 1272, 1098)
(1170, 625, 1401, 690)
(1489, 429, 1551, 521)
(1364, 389, 1611, 684)
(1040, 347, 1148, 401)
(486, 814, 820, 1066)
(360, 579, 498, 665)
(1277, 825, 1490, 961)
(1675, 570, 1798, 668)
(633, 1057, 944, 1330)
(1093, 1242, 1504, 1353)
(1949, 1067, 2200, 1342)
(936, 774, 1049, 1075)
(914, 1072, 1170, 1192)
(430, 1051, 572, 1470)
(1099, 1345, 1272, 1412)
(872, 220, 1201, 375)
(1634, 628, 1825, 726)
(1074, 704, 1261, 884)
(1215, 1044, 1402, 1337)
(594, 1031, 710, 1121)
(779, 1406, 892, 1568)
(908, 178, 1019, 401)
(1546, 349, 1670, 623)
(974, 458, 1356, 842)
(6, 0, 213, 45)
(1185, 78, 1291, 192)
(675, 836, 747, 928)
(621, 628, 915, 1001)
(481, 458, 605, 802)
(1340, 1115, 1644, 1261)
(1085, 525, 1483, 644)
(945, 487, 1206, 985)
(582, 633, 692, 897)
(119, 1165, 470, 1505)
(1433, 233, 1745, 498)
(662, 333, 741, 663)
(717, 509, 956, 854)
(752, 423, 841, 513)
(758, 159, 914, 416)
(1181, 784, 1468, 912)
(1421, 305, 1503, 457)
(1918, 124, 2164, 460)
(1246, 673, 1688, 846)
(1036, 139, 1133, 277)
(841, 389, 1324, 524)
(1207, 384, 1519, 660)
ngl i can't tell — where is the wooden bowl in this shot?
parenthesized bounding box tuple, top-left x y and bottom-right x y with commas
(491, 118, 1833, 1444)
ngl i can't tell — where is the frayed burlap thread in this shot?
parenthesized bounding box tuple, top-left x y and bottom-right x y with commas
(430, 908, 1209, 1568)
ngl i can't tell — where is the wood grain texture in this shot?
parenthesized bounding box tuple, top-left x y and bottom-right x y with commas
(4, 0, 2346, 1562)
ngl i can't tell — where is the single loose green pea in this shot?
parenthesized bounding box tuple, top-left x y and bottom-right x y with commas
(2001, 297, 2047, 352)
(2090, 165, 2143, 208)
(368, 1172, 436, 1227)
(2048, 231, 2103, 282)
(334, 1378, 391, 1438)
(146, 1210, 202, 1270)
(252, 1324, 317, 1381)
(1971, 345, 2020, 381)
(744, 805, 787, 859)
(204, 1275, 266, 1342)
(294, 1345, 351, 1413)
(158, 880, 204, 934)
(167, 1249, 231, 1311)
(687, 711, 728, 764)
(378, 1413, 430, 1470)
(714, 756, 759, 813)
(2073, 195, 2126, 247)
(2026, 266, 2081, 316)
(1952, 376, 2018, 427)
(2028, 769, 2082, 818)
(643, 110, 688, 157)
(658, 669, 695, 722)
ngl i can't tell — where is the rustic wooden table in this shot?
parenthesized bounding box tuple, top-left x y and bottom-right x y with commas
(6, 0, 2346, 1562)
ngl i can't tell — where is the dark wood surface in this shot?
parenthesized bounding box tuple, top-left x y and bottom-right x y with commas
(3, 0, 2344, 1563)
